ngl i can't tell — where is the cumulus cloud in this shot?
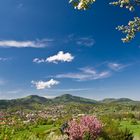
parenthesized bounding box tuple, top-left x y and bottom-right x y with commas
(31, 79, 60, 90)
(33, 51, 74, 64)
(47, 51, 74, 63)
(0, 39, 53, 48)
(55, 67, 111, 81)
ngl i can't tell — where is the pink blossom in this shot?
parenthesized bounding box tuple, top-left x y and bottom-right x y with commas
(65, 116, 102, 140)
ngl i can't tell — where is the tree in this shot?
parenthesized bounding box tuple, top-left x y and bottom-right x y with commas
(69, 0, 140, 43)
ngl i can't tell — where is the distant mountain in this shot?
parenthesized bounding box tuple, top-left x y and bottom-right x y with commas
(0, 94, 97, 110)
(16, 95, 49, 104)
(0, 95, 52, 110)
(52, 94, 98, 104)
(0, 94, 139, 110)
(101, 98, 138, 104)
(101, 98, 116, 103)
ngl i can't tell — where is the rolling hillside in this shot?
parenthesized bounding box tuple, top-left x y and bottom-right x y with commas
(0, 94, 139, 110)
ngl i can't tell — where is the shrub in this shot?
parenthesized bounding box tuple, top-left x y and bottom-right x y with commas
(65, 115, 102, 140)
(99, 117, 134, 140)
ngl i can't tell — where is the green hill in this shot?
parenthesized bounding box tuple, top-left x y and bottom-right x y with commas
(53, 94, 97, 104)
(0, 94, 97, 110)
(16, 95, 50, 104)
(0, 94, 139, 110)
(101, 98, 139, 105)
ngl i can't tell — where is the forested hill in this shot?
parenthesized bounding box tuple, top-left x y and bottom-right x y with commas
(0, 94, 139, 110)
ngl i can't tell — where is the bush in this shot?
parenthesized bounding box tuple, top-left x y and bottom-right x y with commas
(64, 115, 102, 140)
(99, 117, 134, 140)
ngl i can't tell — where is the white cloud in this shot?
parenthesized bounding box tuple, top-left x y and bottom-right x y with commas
(108, 63, 126, 71)
(31, 79, 60, 90)
(55, 67, 111, 81)
(0, 39, 53, 48)
(80, 67, 97, 75)
(47, 51, 74, 63)
(33, 51, 74, 64)
(52, 62, 129, 82)
(33, 58, 45, 64)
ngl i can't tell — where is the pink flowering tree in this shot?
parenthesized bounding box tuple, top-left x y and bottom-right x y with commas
(65, 115, 102, 140)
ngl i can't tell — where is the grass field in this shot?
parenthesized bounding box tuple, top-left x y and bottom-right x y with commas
(13, 124, 59, 139)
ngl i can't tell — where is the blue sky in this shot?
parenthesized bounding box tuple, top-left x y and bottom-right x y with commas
(0, 0, 140, 100)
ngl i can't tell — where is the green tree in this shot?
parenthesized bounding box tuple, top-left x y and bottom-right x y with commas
(69, 0, 140, 43)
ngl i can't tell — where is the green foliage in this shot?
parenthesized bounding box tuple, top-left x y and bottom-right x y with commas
(99, 117, 134, 140)
(0, 127, 15, 140)
(83, 132, 92, 140)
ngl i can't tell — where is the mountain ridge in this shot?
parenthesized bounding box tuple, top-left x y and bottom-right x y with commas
(0, 94, 139, 110)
